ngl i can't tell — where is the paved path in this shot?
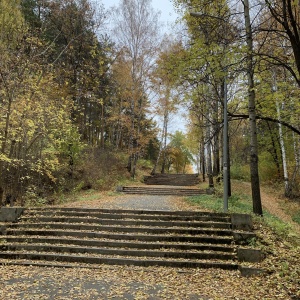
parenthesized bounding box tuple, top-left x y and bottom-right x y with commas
(60, 192, 199, 212)
(101, 195, 177, 211)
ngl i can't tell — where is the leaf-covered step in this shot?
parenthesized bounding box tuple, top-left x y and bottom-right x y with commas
(1, 236, 235, 252)
(7, 222, 233, 236)
(19, 216, 231, 229)
(5, 229, 234, 244)
(23, 211, 231, 223)
(0, 243, 236, 260)
(0, 252, 239, 270)
(121, 187, 205, 195)
(26, 207, 229, 217)
(143, 173, 201, 186)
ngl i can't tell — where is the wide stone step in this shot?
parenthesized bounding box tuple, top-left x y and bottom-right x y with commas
(19, 216, 231, 229)
(0, 243, 236, 261)
(144, 174, 200, 186)
(24, 213, 230, 223)
(121, 187, 205, 195)
(0, 252, 239, 270)
(23, 209, 231, 222)
(6, 223, 233, 236)
(5, 229, 234, 244)
(143, 174, 200, 186)
(1, 237, 235, 252)
(27, 207, 227, 216)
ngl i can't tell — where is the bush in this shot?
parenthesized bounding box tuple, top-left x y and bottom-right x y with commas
(230, 164, 250, 181)
(258, 151, 280, 182)
(74, 148, 130, 191)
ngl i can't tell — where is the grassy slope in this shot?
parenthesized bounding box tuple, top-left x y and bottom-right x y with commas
(185, 180, 300, 299)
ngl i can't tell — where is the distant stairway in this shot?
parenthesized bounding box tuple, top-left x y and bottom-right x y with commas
(120, 186, 206, 196)
(0, 208, 259, 270)
(144, 173, 200, 186)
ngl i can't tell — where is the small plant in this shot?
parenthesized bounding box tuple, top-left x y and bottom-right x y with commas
(292, 211, 300, 225)
(247, 237, 258, 247)
(279, 261, 290, 277)
(24, 185, 48, 207)
(263, 213, 292, 237)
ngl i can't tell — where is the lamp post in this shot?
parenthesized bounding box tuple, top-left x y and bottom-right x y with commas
(190, 11, 229, 212)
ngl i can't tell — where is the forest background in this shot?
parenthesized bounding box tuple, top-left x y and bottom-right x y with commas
(0, 0, 300, 221)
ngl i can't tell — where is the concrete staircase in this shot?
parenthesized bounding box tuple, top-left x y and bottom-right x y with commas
(0, 207, 261, 272)
(119, 186, 206, 196)
(144, 174, 200, 186)
(120, 173, 204, 196)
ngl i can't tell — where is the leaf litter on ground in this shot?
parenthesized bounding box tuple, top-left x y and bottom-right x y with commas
(0, 188, 299, 299)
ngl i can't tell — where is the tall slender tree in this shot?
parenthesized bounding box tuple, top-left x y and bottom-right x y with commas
(112, 0, 161, 178)
(242, 0, 263, 215)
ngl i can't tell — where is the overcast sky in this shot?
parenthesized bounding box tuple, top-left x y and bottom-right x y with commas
(100, 0, 178, 32)
(99, 0, 185, 135)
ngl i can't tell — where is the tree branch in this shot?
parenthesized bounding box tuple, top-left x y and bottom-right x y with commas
(229, 112, 300, 135)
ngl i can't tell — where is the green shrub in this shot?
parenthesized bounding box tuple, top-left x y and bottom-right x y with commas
(258, 151, 280, 182)
(230, 164, 250, 181)
(292, 211, 300, 225)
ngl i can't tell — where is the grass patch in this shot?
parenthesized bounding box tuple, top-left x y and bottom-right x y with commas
(292, 211, 300, 225)
(187, 191, 298, 243)
(187, 193, 253, 214)
(259, 212, 293, 237)
(56, 189, 103, 205)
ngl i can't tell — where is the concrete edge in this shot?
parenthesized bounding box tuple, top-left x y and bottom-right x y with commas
(232, 231, 256, 244)
(238, 266, 265, 277)
(115, 186, 124, 192)
(237, 248, 265, 263)
(231, 213, 253, 231)
(0, 207, 25, 222)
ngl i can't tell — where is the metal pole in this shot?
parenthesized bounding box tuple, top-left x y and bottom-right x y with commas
(223, 73, 228, 212)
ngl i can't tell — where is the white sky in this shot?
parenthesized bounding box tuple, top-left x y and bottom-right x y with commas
(100, 0, 178, 32)
(99, 0, 186, 136)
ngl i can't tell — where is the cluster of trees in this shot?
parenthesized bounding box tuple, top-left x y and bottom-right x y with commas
(162, 0, 300, 214)
(0, 0, 114, 204)
(3, 0, 298, 216)
(0, 0, 194, 205)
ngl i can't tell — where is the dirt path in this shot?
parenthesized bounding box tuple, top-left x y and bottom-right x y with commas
(232, 181, 300, 234)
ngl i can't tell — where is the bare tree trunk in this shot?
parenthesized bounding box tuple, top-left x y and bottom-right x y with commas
(201, 126, 206, 182)
(276, 95, 290, 195)
(207, 141, 214, 188)
(100, 103, 105, 149)
(227, 135, 232, 197)
(201, 149, 206, 181)
(160, 112, 169, 174)
(152, 110, 168, 175)
(206, 100, 214, 188)
(243, 0, 263, 215)
(293, 132, 300, 171)
(213, 98, 220, 182)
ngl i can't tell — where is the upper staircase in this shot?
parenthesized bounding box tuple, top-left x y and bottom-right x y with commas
(119, 186, 206, 196)
(119, 173, 204, 196)
(144, 173, 200, 186)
